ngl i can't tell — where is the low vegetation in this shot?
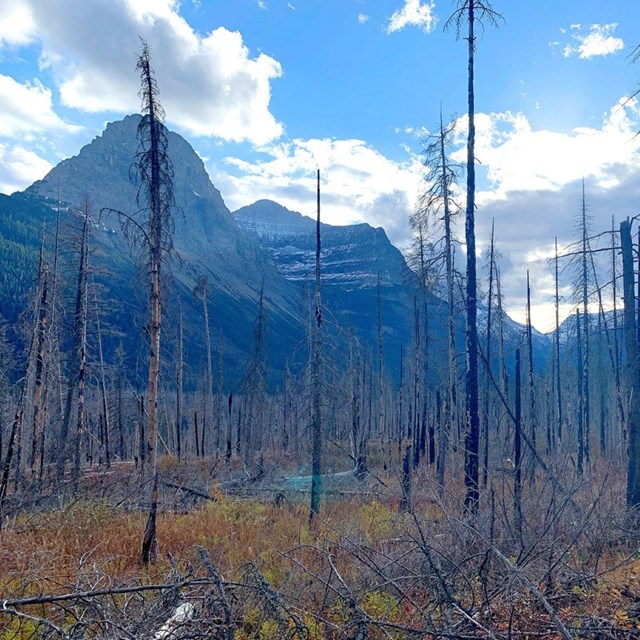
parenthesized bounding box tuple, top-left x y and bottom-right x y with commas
(1, 454, 639, 638)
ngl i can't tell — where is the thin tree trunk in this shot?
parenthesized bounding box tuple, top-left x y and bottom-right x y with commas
(463, 0, 481, 514)
(442, 111, 455, 493)
(611, 217, 624, 439)
(554, 237, 563, 444)
(310, 170, 323, 522)
(226, 392, 233, 462)
(576, 309, 584, 476)
(621, 220, 640, 508)
(400, 443, 412, 513)
(482, 220, 495, 487)
(176, 304, 184, 460)
(29, 252, 49, 474)
(514, 348, 523, 546)
(526, 271, 537, 471)
(56, 205, 90, 482)
(581, 182, 590, 468)
(93, 284, 110, 468)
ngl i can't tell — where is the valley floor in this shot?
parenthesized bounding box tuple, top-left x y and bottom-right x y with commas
(0, 458, 639, 639)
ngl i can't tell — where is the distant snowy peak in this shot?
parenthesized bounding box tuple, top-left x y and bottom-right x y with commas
(233, 199, 412, 289)
(234, 199, 315, 239)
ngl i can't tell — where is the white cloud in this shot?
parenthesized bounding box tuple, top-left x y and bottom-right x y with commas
(219, 138, 423, 246)
(0, 0, 36, 47)
(358, 14, 370, 25)
(387, 0, 437, 34)
(451, 97, 640, 201)
(447, 98, 640, 331)
(562, 23, 624, 59)
(212, 96, 640, 331)
(0, 74, 80, 138)
(13, 0, 283, 145)
(0, 143, 52, 194)
(255, 0, 267, 10)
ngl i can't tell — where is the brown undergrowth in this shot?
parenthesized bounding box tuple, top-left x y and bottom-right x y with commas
(1, 458, 639, 638)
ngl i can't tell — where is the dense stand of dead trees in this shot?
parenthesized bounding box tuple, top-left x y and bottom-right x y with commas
(3, 5, 640, 572)
(4, 195, 640, 505)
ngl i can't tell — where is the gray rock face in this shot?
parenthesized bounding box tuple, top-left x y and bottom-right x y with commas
(3, 115, 548, 385)
(234, 199, 428, 379)
(28, 114, 237, 253)
(234, 199, 412, 288)
(24, 116, 306, 382)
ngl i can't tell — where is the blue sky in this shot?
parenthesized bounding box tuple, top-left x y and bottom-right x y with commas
(1, 0, 639, 329)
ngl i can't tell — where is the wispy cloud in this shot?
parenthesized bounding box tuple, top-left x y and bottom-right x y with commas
(358, 14, 370, 25)
(561, 23, 624, 59)
(386, 0, 437, 34)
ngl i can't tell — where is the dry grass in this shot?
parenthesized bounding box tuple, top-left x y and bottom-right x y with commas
(1, 460, 639, 638)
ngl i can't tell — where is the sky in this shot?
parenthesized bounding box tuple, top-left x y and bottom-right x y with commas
(1, 0, 639, 331)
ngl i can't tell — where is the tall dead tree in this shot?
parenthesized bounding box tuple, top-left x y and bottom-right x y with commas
(56, 201, 90, 482)
(576, 309, 584, 476)
(414, 110, 459, 488)
(310, 170, 323, 523)
(38, 202, 62, 478)
(620, 219, 640, 509)
(240, 282, 268, 457)
(525, 271, 537, 463)
(92, 283, 110, 468)
(554, 237, 563, 443)
(72, 205, 90, 490)
(137, 41, 175, 565)
(446, 0, 502, 513)
(175, 303, 184, 460)
(579, 182, 591, 469)
(482, 220, 496, 486)
(374, 274, 385, 471)
(611, 217, 624, 438)
(194, 275, 213, 455)
(28, 244, 49, 475)
(514, 348, 523, 544)
(103, 41, 176, 565)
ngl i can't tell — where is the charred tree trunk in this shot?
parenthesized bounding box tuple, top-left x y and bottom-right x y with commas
(56, 204, 90, 482)
(133, 41, 176, 566)
(514, 348, 523, 545)
(482, 220, 495, 487)
(580, 182, 590, 469)
(29, 251, 49, 475)
(72, 207, 90, 491)
(310, 169, 323, 523)
(463, 0, 480, 514)
(526, 270, 537, 471)
(621, 220, 640, 509)
(93, 285, 110, 468)
(176, 304, 184, 460)
(554, 237, 563, 444)
(576, 309, 584, 476)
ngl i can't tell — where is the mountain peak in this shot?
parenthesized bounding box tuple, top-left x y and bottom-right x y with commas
(24, 114, 233, 248)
